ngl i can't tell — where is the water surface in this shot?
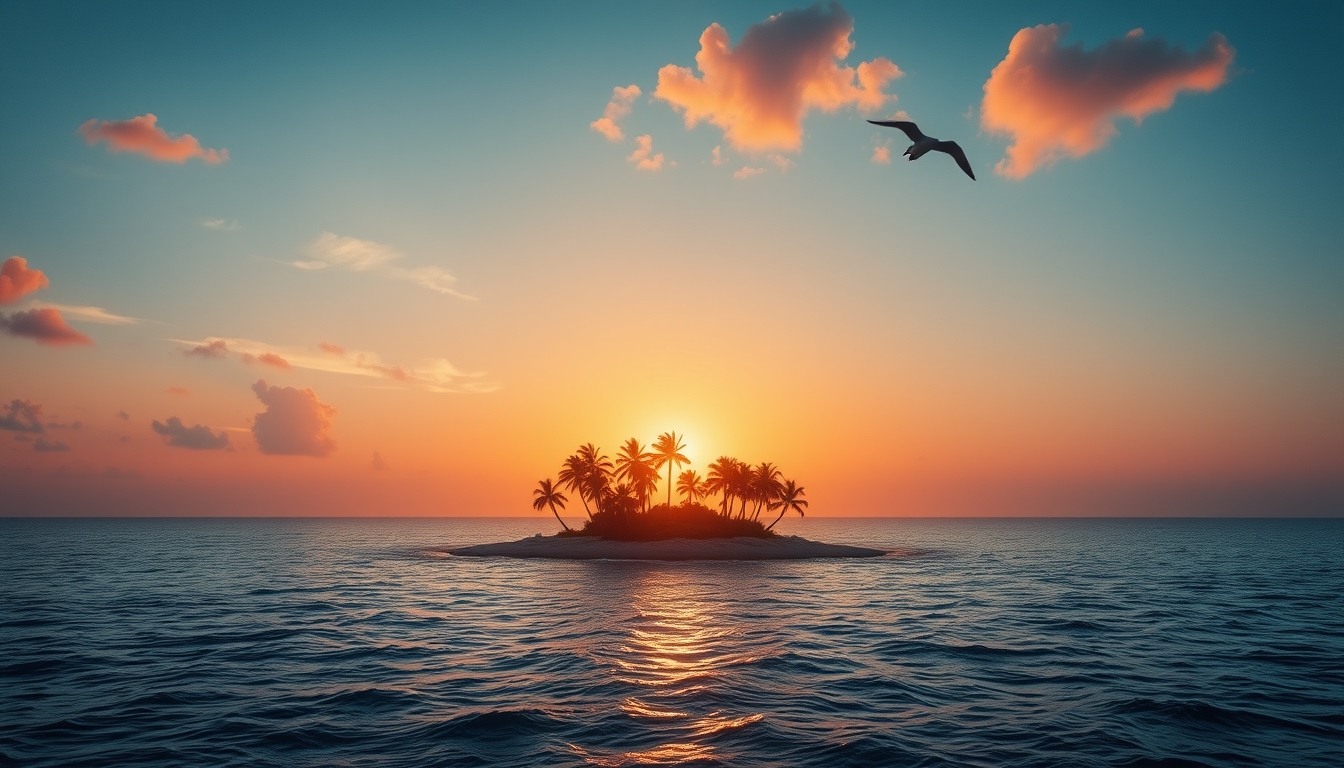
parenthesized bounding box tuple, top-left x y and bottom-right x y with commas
(2, 517, 1341, 766)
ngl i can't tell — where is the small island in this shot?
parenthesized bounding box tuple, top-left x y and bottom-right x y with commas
(449, 432, 886, 560)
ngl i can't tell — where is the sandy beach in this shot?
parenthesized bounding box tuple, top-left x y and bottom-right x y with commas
(446, 534, 886, 560)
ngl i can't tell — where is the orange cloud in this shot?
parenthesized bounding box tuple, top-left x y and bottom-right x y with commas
(981, 24, 1235, 178)
(0, 308, 92, 346)
(0, 257, 49, 304)
(734, 166, 766, 179)
(318, 342, 346, 356)
(78, 114, 228, 164)
(654, 3, 901, 153)
(166, 387, 190, 396)
(241, 352, 291, 370)
(871, 141, 891, 164)
(627, 134, 665, 171)
(251, 380, 336, 457)
(591, 84, 642, 141)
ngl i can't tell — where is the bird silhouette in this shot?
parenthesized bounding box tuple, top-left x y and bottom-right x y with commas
(868, 120, 975, 180)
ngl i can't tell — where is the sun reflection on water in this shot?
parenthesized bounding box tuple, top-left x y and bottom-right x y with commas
(574, 568, 768, 765)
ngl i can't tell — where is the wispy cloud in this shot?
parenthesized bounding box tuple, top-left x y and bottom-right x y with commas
(201, 218, 240, 231)
(29, 302, 140, 325)
(292, 233, 475, 300)
(172, 336, 498, 394)
(79, 114, 228, 164)
(152, 417, 231, 450)
(591, 84, 642, 141)
(733, 166, 766, 179)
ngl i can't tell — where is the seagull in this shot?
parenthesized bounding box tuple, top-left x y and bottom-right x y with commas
(868, 120, 976, 180)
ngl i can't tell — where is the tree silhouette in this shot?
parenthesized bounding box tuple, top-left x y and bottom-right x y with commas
(766, 479, 808, 531)
(615, 438, 659, 511)
(652, 431, 689, 509)
(532, 478, 570, 531)
(677, 469, 706, 505)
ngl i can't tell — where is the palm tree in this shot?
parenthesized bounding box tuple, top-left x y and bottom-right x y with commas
(652, 431, 689, 509)
(615, 438, 659, 511)
(557, 454, 592, 520)
(575, 443, 613, 514)
(533, 478, 570, 531)
(706, 456, 738, 517)
(677, 470, 705, 505)
(749, 462, 783, 521)
(765, 479, 808, 531)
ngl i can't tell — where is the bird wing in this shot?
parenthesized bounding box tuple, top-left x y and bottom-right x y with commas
(934, 141, 976, 180)
(867, 120, 925, 142)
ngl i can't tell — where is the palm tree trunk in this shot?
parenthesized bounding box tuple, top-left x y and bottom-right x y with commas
(766, 507, 786, 531)
(666, 463, 673, 508)
(550, 502, 571, 531)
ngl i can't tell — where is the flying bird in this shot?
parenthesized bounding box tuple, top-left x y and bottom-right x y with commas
(868, 120, 976, 180)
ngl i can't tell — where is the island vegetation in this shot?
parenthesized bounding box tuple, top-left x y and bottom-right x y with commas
(531, 431, 808, 540)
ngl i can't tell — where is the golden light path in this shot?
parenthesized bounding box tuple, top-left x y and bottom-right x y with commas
(571, 569, 765, 765)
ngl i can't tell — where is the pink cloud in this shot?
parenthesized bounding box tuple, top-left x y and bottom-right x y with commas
(0, 399, 46, 434)
(0, 308, 93, 347)
(151, 417, 231, 450)
(318, 342, 346, 356)
(733, 166, 766, 179)
(184, 339, 229, 358)
(78, 113, 228, 164)
(981, 24, 1235, 178)
(871, 140, 892, 164)
(0, 257, 49, 304)
(627, 134, 665, 171)
(654, 3, 901, 153)
(251, 379, 336, 457)
(166, 387, 190, 396)
(591, 84, 642, 141)
(241, 352, 291, 370)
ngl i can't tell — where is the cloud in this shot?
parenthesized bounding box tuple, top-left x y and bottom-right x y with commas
(116, 410, 130, 421)
(151, 416, 231, 450)
(627, 134, 666, 171)
(981, 24, 1235, 178)
(184, 339, 230, 358)
(654, 3, 901, 153)
(734, 166, 767, 179)
(201, 218, 240, 231)
(172, 336, 498, 393)
(0, 308, 93, 346)
(79, 114, 228, 164)
(251, 379, 336, 457)
(372, 451, 389, 471)
(167, 386, 190, 396)
(29, 302, 140, 325)
(767, 153, 795, 171)
(871, 139, 891, 164)
(591, 84, 642, 141)
(0, 399, 45, 433)
(293, 233, 474, 299)
(1, 257, 49, 304)
(711, 146, 725, 166)
(240, 352, 291, 370)
(33, 437, 70, 452)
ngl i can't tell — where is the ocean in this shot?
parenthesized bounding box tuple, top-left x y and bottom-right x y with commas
(1, 517, 1341, 767)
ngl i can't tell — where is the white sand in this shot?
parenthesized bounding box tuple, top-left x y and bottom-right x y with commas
(447, 534, 886, 561)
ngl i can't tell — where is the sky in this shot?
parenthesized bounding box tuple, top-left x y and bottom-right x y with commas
(1, 0, 1340, 517)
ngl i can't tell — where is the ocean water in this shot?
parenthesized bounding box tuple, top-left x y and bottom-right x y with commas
(1, 518, 1341, 767)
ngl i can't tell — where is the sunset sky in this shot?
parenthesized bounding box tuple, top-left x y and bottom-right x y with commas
(2, 1, 1340, 516)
